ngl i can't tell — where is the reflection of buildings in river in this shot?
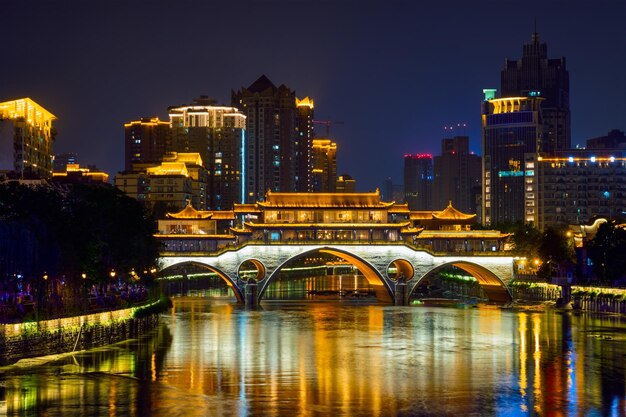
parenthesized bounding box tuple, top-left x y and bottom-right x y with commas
(515, 312, 626, 414)
(4, 323, 171, 415)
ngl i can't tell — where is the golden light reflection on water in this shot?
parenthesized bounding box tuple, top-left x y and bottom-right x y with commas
(1, 299, 626, 416)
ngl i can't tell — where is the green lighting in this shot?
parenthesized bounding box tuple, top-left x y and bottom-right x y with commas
(498, 171, 524, 177)
(483, 88, 497, 101)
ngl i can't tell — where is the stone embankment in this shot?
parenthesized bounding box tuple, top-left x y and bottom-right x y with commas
(511, 282, 626, 314)
(0, 306, 159, 366)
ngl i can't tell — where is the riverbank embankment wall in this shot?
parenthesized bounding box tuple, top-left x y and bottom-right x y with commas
(0, 307, 158, 365)
(512, 283, 626, 314)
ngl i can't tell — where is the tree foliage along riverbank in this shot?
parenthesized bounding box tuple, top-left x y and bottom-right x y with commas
(497, 221, 626, 285)
(0, 181, 160, 319)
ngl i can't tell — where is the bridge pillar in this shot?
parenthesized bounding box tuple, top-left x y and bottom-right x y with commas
(394, 278, 407, 306)
(245, 279, 258, 308)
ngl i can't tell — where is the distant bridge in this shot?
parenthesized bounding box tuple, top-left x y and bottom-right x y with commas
(158, 242, 515, 306)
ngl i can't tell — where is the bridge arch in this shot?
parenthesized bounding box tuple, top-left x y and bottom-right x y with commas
(409, 260, 512, 303)
(387, 259, 415, 280)
(257, 246, 394, 302)
(158, 261, 244, 303)
(238, 259, 266, 281)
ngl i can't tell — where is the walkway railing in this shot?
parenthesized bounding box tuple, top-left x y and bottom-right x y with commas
(159, 240, 511, 259)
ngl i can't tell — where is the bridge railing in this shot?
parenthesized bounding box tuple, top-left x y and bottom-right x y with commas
(159, 239, 513, 258)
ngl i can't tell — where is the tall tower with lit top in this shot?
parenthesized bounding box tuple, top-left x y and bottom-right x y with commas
(501, 32, 570, 152)
(481, 94, 544, 225)
(295, 96, 314, 192)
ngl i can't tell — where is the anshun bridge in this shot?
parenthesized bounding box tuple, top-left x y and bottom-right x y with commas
(156, 190, 516, 305)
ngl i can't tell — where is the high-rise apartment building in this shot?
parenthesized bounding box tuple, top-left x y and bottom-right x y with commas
(404, 154, 433, 210)
(312, 139, 337, 192)
(433, 136, 482, 213)
(535, 130, 626, 229)
(0, 98, 56, 179)
(232, 75, 297, 202)
(295, 97, 314, 192)
(482, 94, 544, 225)
(123, 117, 171, 172)
(501, 32, 570, 152)
(169, 97, 246, 210)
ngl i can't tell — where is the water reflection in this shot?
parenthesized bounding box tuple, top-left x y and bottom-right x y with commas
(1, 299, 625, 416)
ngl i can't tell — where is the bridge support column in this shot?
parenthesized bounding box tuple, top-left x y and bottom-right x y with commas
(245, 279, 258, 308)
(394, 278, 407, 306)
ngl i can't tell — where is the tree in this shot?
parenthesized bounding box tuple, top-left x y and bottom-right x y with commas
(587, 222, 626, 284)
(537, 226, 576, 280)
(511, 222, 542, 260)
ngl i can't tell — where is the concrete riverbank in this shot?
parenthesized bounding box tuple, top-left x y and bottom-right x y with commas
(0, 305, 160, 366)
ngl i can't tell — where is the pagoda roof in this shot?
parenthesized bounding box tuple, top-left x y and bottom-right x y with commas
(400, 226, 424, 234)
(233, 203, 262, 213)
(256, 190, 394, 208)
(166, 201, 212, 219)
(433, 202, 477, 221)
(206, 210, 236, 220)
(240, 221, 410, 230)
(409, 211, 435, 220)
(408, 203, 476, 221)
(388, 203, 410, 214)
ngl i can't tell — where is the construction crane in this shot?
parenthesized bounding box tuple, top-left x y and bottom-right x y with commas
(312, 120, 344, 137)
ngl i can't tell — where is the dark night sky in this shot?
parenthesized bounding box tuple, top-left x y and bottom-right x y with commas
(3, 0, 625, 191)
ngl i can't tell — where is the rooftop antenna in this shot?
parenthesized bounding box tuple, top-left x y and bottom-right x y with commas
(532, 17, 539, 42)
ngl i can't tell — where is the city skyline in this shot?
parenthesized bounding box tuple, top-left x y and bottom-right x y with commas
(2, 0, 625, 192)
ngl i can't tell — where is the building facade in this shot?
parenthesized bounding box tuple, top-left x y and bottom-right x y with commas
(123, 117, 171, 172)
(336, 174, 356, 192)
(536, 148, 626, 230)
(51, 164, 109, 183)
(312, 138, 337, 192)
(232, 75, 297, 202)
(433, 136, 482, 213)
(295, 97, 314, 192)
(501, 32, 570, 152)
(482, 95, 544, 225)
(0, 98, 56, 179)
(169, 97, 246, 210)
(115, 152, 209, 211)
(404, 154, 433, 211)
(53, 152, 78, 173)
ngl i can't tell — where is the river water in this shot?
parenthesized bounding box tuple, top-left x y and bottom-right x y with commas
(1, 298, 625, 416)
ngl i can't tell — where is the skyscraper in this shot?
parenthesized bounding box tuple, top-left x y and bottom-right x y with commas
(404, 154, 433, 210)
(433, 136, 481, 213)
(123, 117, 171, 172)
(501, 32, 570, 152)
(295, 96, 314, 192)
(482, 94, 544, 225)
(232, 75, 297, 202)
(0, 98, 56, 179)
(312, 139, 337, 192)
(169, 97, 246, 210)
